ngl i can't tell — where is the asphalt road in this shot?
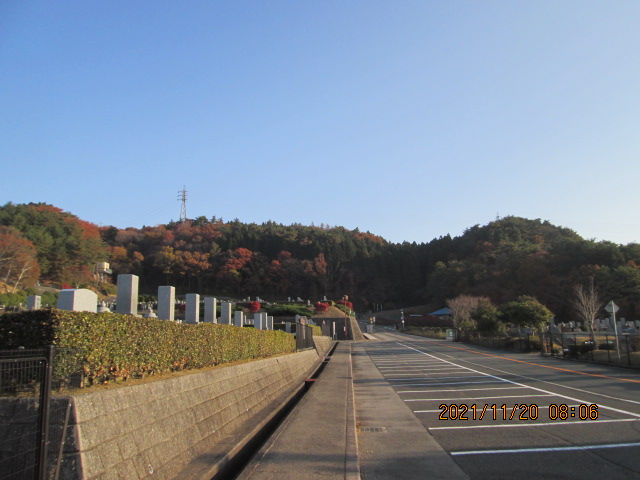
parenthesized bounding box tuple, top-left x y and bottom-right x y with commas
(359, 326, 640, 480)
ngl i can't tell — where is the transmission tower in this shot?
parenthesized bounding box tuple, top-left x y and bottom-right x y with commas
(178, 186, 188, 222)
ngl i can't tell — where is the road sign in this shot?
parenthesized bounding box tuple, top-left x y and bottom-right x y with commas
(605, 301, 619, 314)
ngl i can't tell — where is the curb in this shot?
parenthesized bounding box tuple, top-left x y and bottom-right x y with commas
(346, 343, 361, 480)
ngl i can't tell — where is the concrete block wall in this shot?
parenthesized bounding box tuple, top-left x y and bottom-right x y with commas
(62, 349, 322, 480)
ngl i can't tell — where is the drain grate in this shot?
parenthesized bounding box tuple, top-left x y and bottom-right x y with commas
(358, 426, 387, 432)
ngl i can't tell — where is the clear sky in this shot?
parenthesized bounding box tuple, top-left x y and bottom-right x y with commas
(1, 1, 639, 245)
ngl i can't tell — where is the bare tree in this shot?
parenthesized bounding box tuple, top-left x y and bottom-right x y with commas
(446, 295, 487, 334)
(573, 277, 603, 333)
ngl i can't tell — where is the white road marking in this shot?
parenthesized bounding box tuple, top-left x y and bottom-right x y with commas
(397, 386, 526, 394)
(429, 419, 638, 429)
(407, 341, 640, 407)
(405, 394, 553, 402)
(451, 441, 640, 455)
(387, 375, 484, 380)
(397, 342, 640, 419)
(391, 380, 508, 387)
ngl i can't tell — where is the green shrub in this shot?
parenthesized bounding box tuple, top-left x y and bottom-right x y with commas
(0, 309, 295, 386)
(266, 304, 314, 317)
(0, 291, 28, 308)
(334, 304, 355, 317)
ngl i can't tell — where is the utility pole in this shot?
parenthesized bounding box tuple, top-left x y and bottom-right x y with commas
(178, 186, 187, 222)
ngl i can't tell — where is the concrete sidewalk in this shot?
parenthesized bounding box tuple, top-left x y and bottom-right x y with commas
(236, 342, 359, 480)
(237, 341, 468, 480)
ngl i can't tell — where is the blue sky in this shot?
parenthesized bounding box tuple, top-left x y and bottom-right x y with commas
(1, 1, 639, 245)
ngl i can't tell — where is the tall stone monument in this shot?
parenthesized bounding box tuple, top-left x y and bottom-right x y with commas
(204, 297, 218, 323)
(234, 310, 244, 327)
(158, 286, 175, 321)
(27, 295, 41, 311)
(185, 294, 200, 324)
(221, 301, 233, 325)
(116, 274, 139, 316)
(254, 312, 263, 330)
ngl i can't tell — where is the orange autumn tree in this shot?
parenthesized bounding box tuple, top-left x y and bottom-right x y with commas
(0, 227, 40, 292)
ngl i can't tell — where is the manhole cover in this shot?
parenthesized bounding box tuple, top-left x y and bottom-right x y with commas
(358, 426, 387, 432)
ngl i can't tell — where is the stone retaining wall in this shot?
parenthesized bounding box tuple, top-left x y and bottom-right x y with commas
(313, 335, 333, 355)
(61, 348, 325, 479)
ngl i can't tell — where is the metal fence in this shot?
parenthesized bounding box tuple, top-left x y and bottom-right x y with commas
(459, 333, 542, 353)
(0, 348, 52, 480)
(414, 327, 640, 369)
(0, 347, 82, 480)
(543, 331, 640, 367)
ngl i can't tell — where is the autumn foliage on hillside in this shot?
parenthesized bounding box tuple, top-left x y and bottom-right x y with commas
(1, 203, 640, 321)
(0, 203, 105, 286)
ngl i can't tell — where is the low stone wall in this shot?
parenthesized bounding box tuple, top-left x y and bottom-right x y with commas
(313, 335, 333, 356)
(60, 348, 324, 480)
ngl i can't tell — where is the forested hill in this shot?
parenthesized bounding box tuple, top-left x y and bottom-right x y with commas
(1, 202, 639, 321)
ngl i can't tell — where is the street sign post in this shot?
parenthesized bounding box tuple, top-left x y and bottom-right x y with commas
(605, 301, 621, 362)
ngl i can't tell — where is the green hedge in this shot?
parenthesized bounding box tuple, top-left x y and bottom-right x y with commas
(0, 309, 295, 386)
(265, 304, 314, 317)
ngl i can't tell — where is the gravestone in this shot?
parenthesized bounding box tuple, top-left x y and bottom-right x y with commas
(116, 274, 139, 315)
(254, 312, 263, 330)
(58, 289, 98, 313)
(285, 322, 291, 333)
(27, 295, 41, 311)
(221, 302, 233, 325)
(234, 311, 244, 327)
(158, 286, 175, 321)
(267, 315, 273, 330)
(204, 297, 217, 323)
(186, 294, 200, 324)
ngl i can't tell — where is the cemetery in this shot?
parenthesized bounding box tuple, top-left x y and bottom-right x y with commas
(0, 274, 349, 480)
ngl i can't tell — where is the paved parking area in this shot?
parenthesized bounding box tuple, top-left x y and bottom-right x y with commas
(360, 331, 640, 479)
